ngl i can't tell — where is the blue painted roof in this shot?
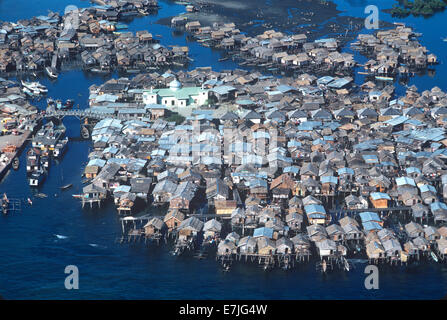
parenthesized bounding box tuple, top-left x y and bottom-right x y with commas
(370, 192, 391, 201)
(362, 221, 383, 232)
(431, 202, 447, 212)
(405, 167, 421, 175)
(253, 227, 274, 239)
(338, 167, 354, 175)
(114, 185, 131, 193)
(362, 154, 379, 164)
(298, 121, 321, 131)
(419, 184, 436, 194)
(321, 176, 338, 184)
(395, 177, 416, 187)
(283, 166, 300, 174)
(87, 158, 106, 167)
(359, 211, 382, 223)
(304, 204, 326, 215)
(384, 116, 408, 126)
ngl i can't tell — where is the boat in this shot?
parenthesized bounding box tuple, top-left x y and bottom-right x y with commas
(54, 99, 63, 110)
(81, 126, 90, 139)
(1, 199, 8, 215)
(64, 99, 74, 109)
(343, 257, 350, 271)
(27, 198, 33, 205)
(45, 66, 59, 79)
(53, 137, 68, 158)
(22, 87, 36, 97)
(60, 184, 73, 191)
(32, 121, 66, 153)
(115, 23, 128, 30)
(322, 260, 327, 273)
(218, 57, 229, 62)
(35, 193, 47, 198)
(12, 157, 19, 170)
(90, 68, 110, 74)
(21, 80, 48, 95)
(125, 68, 141, 74)
(431, 251, 439, 262)
(375, 76, 394, 81)
(40, 155, 50, 169)
(29, 168, 46, 187)
(26, 148, 41, 174)
(119, 9, 138, 18)
(138, 9, 148, 15)
(24, 85, 40, 96)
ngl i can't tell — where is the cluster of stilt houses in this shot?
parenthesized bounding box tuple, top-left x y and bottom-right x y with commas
(72, 63, 447, 273)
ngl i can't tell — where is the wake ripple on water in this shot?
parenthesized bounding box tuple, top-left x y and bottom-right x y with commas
(88, 243, 107, 249)
(347, 259, 368, 264)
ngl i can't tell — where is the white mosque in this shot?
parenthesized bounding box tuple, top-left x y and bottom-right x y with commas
(142, 79, 209, 108)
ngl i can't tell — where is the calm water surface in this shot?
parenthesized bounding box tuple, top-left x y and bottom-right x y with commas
(0, 0, 446, 299)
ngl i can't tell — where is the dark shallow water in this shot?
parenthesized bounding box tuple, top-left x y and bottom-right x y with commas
(0, 0, 446, 299)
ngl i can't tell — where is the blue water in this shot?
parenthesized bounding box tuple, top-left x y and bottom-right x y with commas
(0, 0, 447, 299)
(333, 0, 447, 95)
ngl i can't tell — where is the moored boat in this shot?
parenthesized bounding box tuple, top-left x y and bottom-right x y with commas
(29, 168, 46, 187)
(12, 157, 19, 170)
(21, 80, 48, 95)
(322, 260, 327, 273)
(41, 155, 50, 169)
(64, 99, 74, 109)
(375, 76, 394, 81)
(26, 148, 41, 174)
(1, 199, 8, 215)
(45, 66, 59, 79)
(431, 251, 439, 262)
(35, 193, 47, 198)
(90, 68, 111, 74)
(81, 126, 90, 139)
(53, 137, 68, 158)
(61, 183, 73, 191)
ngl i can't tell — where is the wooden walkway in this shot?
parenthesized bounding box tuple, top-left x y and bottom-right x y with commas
(39, 110, 130, 121)
(328, 206, 411, 215)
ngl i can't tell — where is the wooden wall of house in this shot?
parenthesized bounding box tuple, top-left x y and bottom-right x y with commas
(371, 198, 388, 208)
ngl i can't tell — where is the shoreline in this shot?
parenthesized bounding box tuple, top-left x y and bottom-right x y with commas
(0, 129, 33, 181)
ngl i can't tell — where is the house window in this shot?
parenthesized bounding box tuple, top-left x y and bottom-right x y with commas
(171, 100, 175, 106)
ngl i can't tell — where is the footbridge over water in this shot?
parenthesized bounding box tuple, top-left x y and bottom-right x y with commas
(38, 109, 129, 121)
